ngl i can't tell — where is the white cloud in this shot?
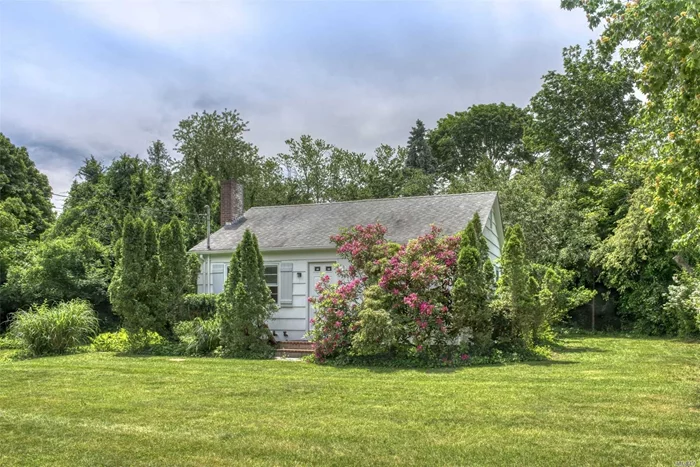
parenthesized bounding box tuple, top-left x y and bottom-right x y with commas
(2, 0, 598, 213)
(60, 0, 257, 48)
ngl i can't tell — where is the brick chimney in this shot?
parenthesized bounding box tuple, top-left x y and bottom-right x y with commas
(220, 179, 244, 225)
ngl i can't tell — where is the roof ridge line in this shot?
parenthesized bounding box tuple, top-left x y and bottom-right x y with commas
(246, 191, 498, 211)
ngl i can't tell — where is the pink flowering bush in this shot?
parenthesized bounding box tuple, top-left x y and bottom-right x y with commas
(308, 224, 393, 360)
(309, 219, 562, 366)
(330, 223, 399, 280)
(376, 226, 462, 359)
(310, 222, 472, 362)
(307, 274, 364, 361)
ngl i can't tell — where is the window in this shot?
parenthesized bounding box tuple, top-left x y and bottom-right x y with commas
(264, 265, 278, 303)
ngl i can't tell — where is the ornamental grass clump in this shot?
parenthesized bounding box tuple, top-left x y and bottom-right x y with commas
(10, 299, 99, 356)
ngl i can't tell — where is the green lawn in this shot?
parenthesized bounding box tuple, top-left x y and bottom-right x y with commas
(0, 336, 698, 466)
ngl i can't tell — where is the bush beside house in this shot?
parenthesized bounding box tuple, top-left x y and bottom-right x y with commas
(218, 229, 276, 358)
(309, 217, 594, 365)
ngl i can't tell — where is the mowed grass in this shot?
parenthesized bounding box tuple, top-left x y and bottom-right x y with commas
(0, 336, 698, 466)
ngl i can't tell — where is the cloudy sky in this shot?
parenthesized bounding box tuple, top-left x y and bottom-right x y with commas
(0, 1, 595, 209)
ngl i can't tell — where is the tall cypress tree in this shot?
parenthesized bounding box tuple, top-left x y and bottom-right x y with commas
(142, 218, 164, 334)
(108, 215, 167, 344)
(218, 229, 276, 357)
(494, 224, 537, 347)
(159, 217, 188, 325)
(109, 216, 147, 336)
(405, 119, 437, 174)
(146, 140, 176, 226)
(451, 213, 494, 351)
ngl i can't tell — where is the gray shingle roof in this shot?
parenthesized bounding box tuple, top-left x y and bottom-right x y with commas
(190, 192, 498, 252)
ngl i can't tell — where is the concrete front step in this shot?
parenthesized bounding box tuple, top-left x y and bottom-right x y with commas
(275, 341, 314, 358)
(276, 340, 313, 349)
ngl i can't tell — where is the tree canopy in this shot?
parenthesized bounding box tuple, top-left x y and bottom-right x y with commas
(1, 0, 698, 338)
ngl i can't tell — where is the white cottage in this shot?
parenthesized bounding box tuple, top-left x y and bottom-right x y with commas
(190, 180, 505, 341)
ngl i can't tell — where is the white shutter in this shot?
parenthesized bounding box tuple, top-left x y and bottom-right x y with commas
(279, 262, 293, 306)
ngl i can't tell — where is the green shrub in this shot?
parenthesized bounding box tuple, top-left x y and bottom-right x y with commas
(91, 328, 166, 353)
(664, 272, 700, 337)
(174, 318, 220, 355)
(91, 329, 130, 352)
(0, 333, 22, 349)
(351, 285, 395, 356)
(181, 294, 217, 321)
(9, 300, 99, 356)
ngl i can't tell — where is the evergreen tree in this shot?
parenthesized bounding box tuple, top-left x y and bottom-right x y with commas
(142, 218, 164, 333)
(159, 217, 189, 325)
(146, 140, 176, 226)
(109, 216, 147, 336)
(494, 224, 538, 347)
(451, 213, 493, 351)
(218, 229, 276, 357)
(109, 216, 166, 345)
(405, 120, 436, 174)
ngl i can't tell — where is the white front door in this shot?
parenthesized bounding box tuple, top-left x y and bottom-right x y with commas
(308, 262, 338, 333)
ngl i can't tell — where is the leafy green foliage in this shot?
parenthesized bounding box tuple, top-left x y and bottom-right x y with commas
(1, 229, 112, 324)
(174, 318, 221, 356)
(90, 329, 130, 352)
(664, 271, 700, 336)
(90, 328, 165, 353)
(562, 0, 699, 307)
(526, 44, 639, 180)
(51, 154, 151, 247)
(182, 294, 218, 321)
(174, 109, 258, 183)
(177, 169, 217, 247)
(538, 266, 597, 328)
(0, 133, 54, 238)
(350, 285, 396, 356)
(9, 300, 98, 356)
(218, 229, 275, 357)
(146, 140, 176, 226)
(592, 188, 678, 334)
(277, 135, 334, 203)
(430, 103, 531, 176)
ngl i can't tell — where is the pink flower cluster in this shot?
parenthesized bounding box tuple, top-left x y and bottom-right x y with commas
(308, 270, 364, 360)
(309, 222, 465, 360)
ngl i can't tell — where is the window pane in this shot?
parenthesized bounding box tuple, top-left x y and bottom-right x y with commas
(264, 265, 279, 303)
(264, 265, 277, 276)
(264, 265, 278, 285)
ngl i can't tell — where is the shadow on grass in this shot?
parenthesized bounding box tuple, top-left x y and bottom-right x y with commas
(521, 360, 578, 366)
(560, 330, 700, 344)
(552, 344, 607, 354)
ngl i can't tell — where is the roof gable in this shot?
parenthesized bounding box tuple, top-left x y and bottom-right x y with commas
(190, 192, 498, 252)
